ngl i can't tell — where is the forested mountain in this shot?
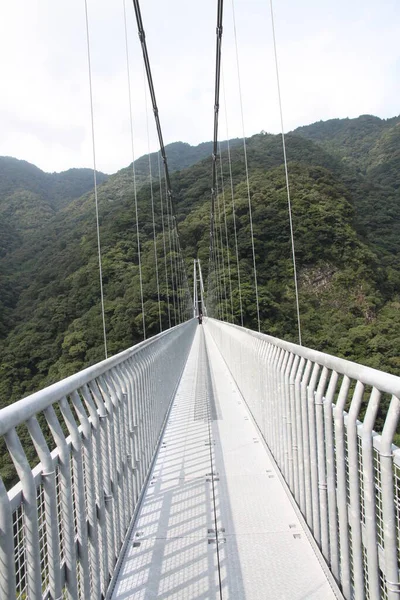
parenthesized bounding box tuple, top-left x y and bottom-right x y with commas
(0, 157, 109, 209)
(0, 114, 399, 413)
(0, 158, 109, 255)
(293, 115, 400, 258)
(293, 114, 400, 174)
(0, 138, 227, 254)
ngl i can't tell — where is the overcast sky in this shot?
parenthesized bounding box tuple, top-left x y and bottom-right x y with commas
(0, 0, 399, 174)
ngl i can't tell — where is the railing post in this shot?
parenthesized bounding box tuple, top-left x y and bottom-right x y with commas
(270, 345, 281, 459)
(347, 380, 365, 600)
(82, 382, 109, 595)
(294, 357, 306, 512)
(89, 380, 116, 580)
(71, 390, 102, 599)
(125, 359, 142, 500)
(100, 373, 123, 550)
(361, 387, 381, 599)
(108, 369, 131, 535)
(277, 349, 289, 474)
(307, 363, 321, 543)
(315, 366, 329, 558)
(59, 396, 91, 599)
(5, 428, 42, 600)
(300, 360, 313, 525)
(0, 476, 16, 600)
(323, 370, 340, 582)
(333, 375, 352, 599)
(116, 363, 136, 511)
(263, 343, 274, 447)
(289, 354, 301, 500)
(284, 353, 295, 491)
(381, 396, 400, 600)
(26, 416, 63, 600)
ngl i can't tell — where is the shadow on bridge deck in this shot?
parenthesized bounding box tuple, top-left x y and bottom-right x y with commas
(110, 327, 342, 600)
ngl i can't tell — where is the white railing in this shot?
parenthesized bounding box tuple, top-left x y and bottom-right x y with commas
(206, 318, 400, 600)
(0, 320, 196, 600)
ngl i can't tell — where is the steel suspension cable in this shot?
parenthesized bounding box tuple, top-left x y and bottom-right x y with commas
(218, 143, 234, 321)
(178, 245, 186, 321)
(157, 151, 171, 328)
(143, 72, 162, 331)
(215, 173, 228, 320)
(269, 0, 302, 345)
(170, 206, 182, 323)
(221, 67, 243, 326)
(122, 0, 146, 339)
(164, 178, 177, 325)
(208, 0, 224, 320)
(231, 0, 261, 332)
(132, 0, 191, 313)
(176, 237, 187, 322)
(84, 0, 107, 358)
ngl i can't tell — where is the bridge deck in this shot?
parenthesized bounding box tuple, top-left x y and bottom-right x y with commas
(111, 327, 341, 599)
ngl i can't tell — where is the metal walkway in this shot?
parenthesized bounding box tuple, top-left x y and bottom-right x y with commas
(110, 327, 342, 600)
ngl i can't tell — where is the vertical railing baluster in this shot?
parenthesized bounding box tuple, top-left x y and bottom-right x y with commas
(117, 364, 135, 518)
(4, 429, 42, 600)
(108, 370, 129, 536)
(98, 374, 122, 560)
(59, 396, 91, 599)
(347, 380, 365, 600)
(284, 353, 295, 489)
(0, 478, 16, 600)
(126, 359, 141, 500)
(270, 345, 280, 458)
(276, 349, 287, 473)
(315, 366, 330, 557)
(26, 416, 62, 600)
(323, 370, 340, 582)
(71, 390, 102, 598)
(133, 359, 147, 492)
(140, 351, 152, 467)
(361, 387, 381, 599)
(289, 355, 300, 497)
(294, 357, 306, 512)
(90, 379, 116, 580)
(381, 396, 400, 600)
(102, 372, 124, 550)
(300, 360, 313, 524)
(81, 382, 109, 595)
(45, 405, 78, 599)
(333, 375, 352, 599)
(308, 363, 321, 542)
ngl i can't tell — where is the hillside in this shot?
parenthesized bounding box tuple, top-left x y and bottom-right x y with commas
(0, 158, 109, 255)
(0, 115, 399, 404)
(118, 139, 241, 191)
(294, 115, 400, 257)
(0, 157, 109, 209)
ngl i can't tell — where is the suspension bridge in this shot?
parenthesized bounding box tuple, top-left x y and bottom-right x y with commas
(1, 0, 400, 599)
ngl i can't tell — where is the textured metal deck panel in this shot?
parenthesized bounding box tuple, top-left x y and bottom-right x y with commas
(111, 326, 342, 599)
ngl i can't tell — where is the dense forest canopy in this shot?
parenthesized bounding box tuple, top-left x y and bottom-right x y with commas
(0, 114, 399, 411)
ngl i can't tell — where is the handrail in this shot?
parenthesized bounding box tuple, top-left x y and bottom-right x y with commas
(216, 320, 400, 397)
(0, 321, 192, 437)
(0, 319, 196, 600)
(206, 318, 400, 600)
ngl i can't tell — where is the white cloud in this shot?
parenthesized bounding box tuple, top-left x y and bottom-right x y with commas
(0, 0, 398, 173)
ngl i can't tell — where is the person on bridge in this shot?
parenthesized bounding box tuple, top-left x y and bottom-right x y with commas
(198, 312, 203, 325)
